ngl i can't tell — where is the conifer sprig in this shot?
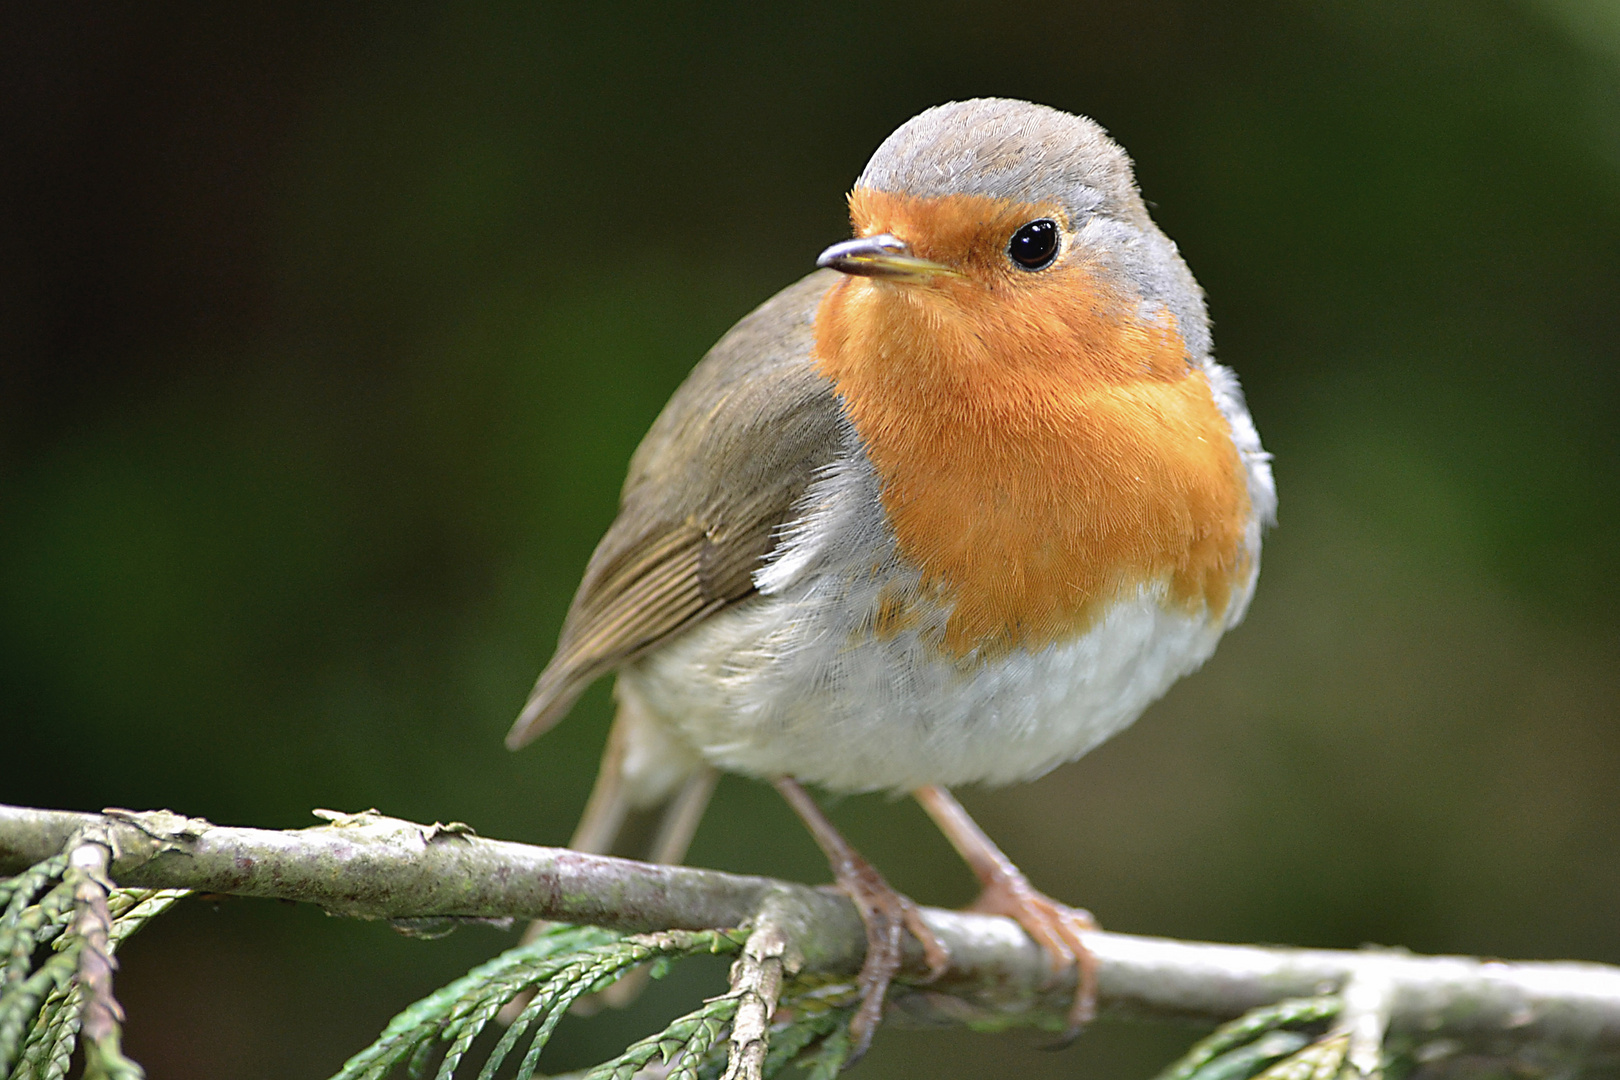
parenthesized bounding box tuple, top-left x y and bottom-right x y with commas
(0, 843, 185, 1080)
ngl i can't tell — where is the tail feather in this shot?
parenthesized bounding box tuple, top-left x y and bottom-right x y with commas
(567, 712, 634, 854)
(564, 698, 716, 859)
(647, 766, 719, 865)
(506, 664, 598, 751)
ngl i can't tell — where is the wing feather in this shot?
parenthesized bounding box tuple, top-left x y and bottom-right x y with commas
(507, 271, 844, 748)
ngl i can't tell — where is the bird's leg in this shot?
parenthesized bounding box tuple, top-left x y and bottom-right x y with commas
(772, 777, 949, 1063)
(913, 784, 1099, 1038)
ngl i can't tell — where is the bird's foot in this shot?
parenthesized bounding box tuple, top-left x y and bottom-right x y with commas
(830, 847, 951, 1058)
(970, 869, 1098, 1040)
(773, 777, 949, 1064)
(912, 784, 1099, 1042)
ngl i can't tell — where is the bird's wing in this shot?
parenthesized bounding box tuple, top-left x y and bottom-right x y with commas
(506, 270, 844, 748)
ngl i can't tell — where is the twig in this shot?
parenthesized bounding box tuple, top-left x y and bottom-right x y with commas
(1336, 963, 1396, 1078)
(4, 803, 1619, 1066)
(721, 893, 801, 1080)
(65, 840, 120, 1048)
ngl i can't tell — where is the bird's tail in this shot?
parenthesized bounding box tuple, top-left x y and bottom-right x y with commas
(569, 679, 717, 862)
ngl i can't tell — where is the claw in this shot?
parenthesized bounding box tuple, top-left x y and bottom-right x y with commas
(836, 864, 953, 1061)
(774, 777, 951, 1065)
(973, 870, 1098, 1037)
(905, 902, 952, 983)
(842, 863, 905, 1061)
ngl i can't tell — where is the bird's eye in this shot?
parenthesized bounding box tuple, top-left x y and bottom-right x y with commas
(1008, 219, 1060, 271)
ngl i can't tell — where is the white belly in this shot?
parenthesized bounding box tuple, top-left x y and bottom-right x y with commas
(619, 581, 1230, 793)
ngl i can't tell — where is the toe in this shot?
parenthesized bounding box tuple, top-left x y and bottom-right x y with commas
(977, 882, 1099, 1035)
(845, 885, 907, 1063)
(900, 899, 952, 982)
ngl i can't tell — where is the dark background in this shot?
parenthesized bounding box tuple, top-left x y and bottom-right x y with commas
(3, 3, 1619, 1077)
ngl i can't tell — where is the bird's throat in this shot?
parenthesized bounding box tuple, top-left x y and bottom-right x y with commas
(812, 268, 1253, 659)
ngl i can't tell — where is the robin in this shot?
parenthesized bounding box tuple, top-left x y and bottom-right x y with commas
(506, 97, 1275, 1059)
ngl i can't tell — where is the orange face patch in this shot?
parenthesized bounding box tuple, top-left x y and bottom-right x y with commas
(816, 190, 1253, 658)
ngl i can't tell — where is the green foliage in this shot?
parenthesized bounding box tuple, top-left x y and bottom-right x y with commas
(1152, 997, 1364, 1080)
(329, 924, 749, 1080)
(327, 923, 869, 1080)
(0, 854, 186, 1080)
(569, 991, 737, 1080)
(762, 1002, 853, 1080)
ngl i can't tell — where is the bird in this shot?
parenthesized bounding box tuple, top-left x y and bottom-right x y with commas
(506, 97, 1276, 1061)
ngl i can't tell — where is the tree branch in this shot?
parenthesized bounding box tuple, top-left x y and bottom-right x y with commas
(4, 803, 1617, 1067)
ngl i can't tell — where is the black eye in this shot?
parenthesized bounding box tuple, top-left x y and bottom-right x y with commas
(1008, 218, 1060, 270)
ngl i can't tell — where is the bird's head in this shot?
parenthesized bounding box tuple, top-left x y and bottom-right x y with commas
(814, 98, 1208, 400)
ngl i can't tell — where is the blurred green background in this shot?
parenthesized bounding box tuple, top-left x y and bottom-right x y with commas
(3, 3, 1619, 1077)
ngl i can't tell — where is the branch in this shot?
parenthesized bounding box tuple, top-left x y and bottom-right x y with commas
(4, 803, 1617, 1066)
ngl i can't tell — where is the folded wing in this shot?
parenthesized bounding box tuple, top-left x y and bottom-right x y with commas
(506, 271, 845, 748)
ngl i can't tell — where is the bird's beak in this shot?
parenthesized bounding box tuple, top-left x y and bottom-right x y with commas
(816, 234, 960, 282)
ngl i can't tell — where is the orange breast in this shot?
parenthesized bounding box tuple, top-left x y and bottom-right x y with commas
(813, 191, 1253, 659)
